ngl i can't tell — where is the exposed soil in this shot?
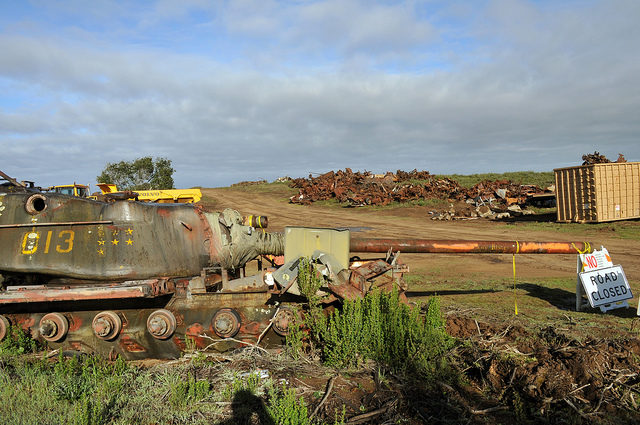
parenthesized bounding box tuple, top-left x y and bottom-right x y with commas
(197, 186, 640, 423)
(445, 315, 640, 424)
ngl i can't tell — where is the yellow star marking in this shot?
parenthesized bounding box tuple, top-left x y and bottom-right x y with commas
(98, 240, 105, 245)
(97, 248, 104, 255)
(126, 228, 133, 235)
(126, 239, 133, 245)
(112, 230, 119, 236)
(111, 239, 119, 246)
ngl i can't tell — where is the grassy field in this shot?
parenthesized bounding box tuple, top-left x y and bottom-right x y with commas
(223, 181, 298, 197)
(405, 272, 640, 340)
(432, 171, 556, 188)
(500, 218, 640, 240)
(0, 339, 341, 425)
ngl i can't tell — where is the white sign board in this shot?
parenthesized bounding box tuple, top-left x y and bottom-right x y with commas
(580, 248, 613, 272)
(579, 265, 632, 309)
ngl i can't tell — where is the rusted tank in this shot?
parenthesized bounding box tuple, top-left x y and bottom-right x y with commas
(0, 174, 290, 359)
(0, 171, 592, 359)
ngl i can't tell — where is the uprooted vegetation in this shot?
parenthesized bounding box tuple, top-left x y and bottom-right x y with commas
(447, 315, 640, 424)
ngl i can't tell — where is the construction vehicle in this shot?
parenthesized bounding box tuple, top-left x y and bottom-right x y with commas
(46, 183, 93, 198)
(96, 183, 202, 203)
(0, 170, 592, 359)
(43, 182, 201, 204)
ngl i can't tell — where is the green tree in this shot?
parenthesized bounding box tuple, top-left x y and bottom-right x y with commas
(97, 157, 175, 190)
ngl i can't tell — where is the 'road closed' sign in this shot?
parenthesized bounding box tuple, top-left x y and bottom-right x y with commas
(579, 265, 632, 308)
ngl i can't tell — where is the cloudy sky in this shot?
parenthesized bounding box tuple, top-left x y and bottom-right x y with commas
(1, 0, 638, 188)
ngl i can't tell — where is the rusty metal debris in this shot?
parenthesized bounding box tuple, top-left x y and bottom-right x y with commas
(581, 151, 627, 165)
(289, 169, 549, 219)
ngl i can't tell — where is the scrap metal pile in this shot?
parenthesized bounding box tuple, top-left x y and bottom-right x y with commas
(289, 169, 546, 219)
(582, 151, 627, 165)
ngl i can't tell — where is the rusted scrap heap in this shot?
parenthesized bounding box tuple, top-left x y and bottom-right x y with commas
(582, 151, 627, 165)
(289, 169, 540, 209)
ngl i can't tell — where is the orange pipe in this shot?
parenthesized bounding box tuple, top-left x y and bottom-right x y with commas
(349, 239, 592, 254)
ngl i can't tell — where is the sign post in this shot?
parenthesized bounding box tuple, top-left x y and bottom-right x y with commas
(576, 247, 632, 312)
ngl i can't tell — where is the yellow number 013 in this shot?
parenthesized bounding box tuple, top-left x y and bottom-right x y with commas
(21, 230, 75, 254)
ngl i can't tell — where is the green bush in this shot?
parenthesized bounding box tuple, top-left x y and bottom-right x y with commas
(285, 312, 305, 359)
(266, 384, 311, 425)
(73, 395, 115, 425)
(222, 372, 261, 401)
(322, 291, 453, 379)
(297, 259, 454, 382)
(53, 352, 128, 403)
(296, 258, 326, 334)
(0, 325, 39, 357)
(170, 374, 211, 407)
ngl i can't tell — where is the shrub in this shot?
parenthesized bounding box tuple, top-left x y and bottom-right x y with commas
(297, 259, 454, 383)
(222, 372, 261, 401)
(266, 384, 311, 425)
(73, 395, 114, 425)
(170, 374, 211, 407)
(0, 325, 39, 357)
(285, 312, 305, 359)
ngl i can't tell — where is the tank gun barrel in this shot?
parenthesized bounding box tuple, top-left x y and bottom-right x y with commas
(349, 238, 592, 254)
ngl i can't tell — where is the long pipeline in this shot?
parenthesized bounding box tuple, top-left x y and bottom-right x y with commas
(349, 239, 592, 254)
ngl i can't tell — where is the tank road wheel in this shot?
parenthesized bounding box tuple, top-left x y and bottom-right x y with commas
(92, 311, 123, 341)
(212, 308, 241, 338)
(0, 315, 10, 341)
(147, 309, 177, 340)
(272, 307, 297, 336)
(39, 313, 69, 342)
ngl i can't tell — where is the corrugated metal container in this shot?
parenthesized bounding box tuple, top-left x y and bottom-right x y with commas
(554, 162, 640, 223)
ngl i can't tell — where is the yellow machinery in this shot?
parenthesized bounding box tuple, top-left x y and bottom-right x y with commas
(47, 184, 93, 198)
(96, 183, 202, 203)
